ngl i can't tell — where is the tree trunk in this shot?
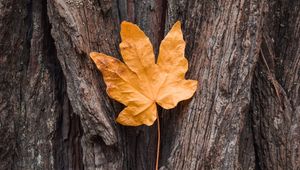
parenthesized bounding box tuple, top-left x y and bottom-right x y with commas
(0, 0, 299, 169)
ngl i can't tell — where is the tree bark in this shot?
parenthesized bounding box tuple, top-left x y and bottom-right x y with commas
(0, 0, 299, 170)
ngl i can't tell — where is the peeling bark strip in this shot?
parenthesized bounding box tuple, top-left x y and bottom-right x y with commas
(251, 0, 300, 169)
(161, 1, 263, 169)
(0, 0, 299, 170)
(0, 0, 84, 169)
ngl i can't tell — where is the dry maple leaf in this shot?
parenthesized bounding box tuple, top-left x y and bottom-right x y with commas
(90, 21, 197, 126)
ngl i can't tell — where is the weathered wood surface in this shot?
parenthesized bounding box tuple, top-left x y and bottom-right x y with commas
(0, 0, 299, 169)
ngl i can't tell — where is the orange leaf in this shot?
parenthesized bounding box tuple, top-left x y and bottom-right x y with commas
(90, 21, 198, 126)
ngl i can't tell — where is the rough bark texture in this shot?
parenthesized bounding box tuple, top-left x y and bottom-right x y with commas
(0, 0, 299, 170)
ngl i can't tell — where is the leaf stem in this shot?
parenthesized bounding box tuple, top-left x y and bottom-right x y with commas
(155, 112, 160, 170)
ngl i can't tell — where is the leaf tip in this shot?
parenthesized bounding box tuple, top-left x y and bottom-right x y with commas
(89, 52, 99, 60)
(120, 21, 148, 42)
(121, 20, 129, 27)
(174, 20, 182, 27)
(121, 21, 138, 31)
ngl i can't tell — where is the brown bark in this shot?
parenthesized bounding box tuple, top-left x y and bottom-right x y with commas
(0, 0, 299, 170)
